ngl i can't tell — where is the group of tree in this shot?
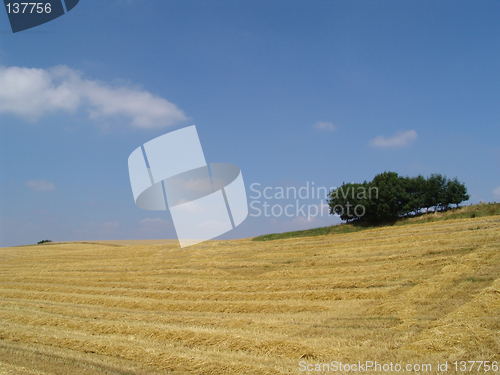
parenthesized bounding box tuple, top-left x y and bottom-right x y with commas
(327, 172, 469, 224)
(37, 239, 52, 244)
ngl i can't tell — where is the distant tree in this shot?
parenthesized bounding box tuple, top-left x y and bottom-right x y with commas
(37, 239, 52, 244)
(328, 182, 369, 222)
(327, 172, 469, 224)
(366, 171, 406, 222)
(424, 174, 448, 212)
(402, 175, 426, 215)
(443, 177, 470, 209)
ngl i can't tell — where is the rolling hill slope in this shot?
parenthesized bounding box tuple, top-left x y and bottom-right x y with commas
(1, 214, 499, 374)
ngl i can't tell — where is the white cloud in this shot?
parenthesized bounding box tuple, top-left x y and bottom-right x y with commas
(25, 179, 55, 191)
(313, 121, 337, 131)
(369, 130, 417, 148)
(493, 187, 500, 200)
(0, 65, 189, 128)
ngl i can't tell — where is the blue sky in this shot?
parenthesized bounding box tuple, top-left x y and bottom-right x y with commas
(1, 0, 499, 247)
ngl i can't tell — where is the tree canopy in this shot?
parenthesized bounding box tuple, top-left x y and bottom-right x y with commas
(327, 172, 469, 224)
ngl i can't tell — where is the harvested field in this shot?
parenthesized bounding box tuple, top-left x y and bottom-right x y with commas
(1, 216, 499, 374)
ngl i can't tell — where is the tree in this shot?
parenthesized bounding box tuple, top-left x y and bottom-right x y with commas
(327, 172, 469, 224)
(366, 171, 406, 222)
(327, 182, 368, 222)
(424, 174, 448, 212)
(402, 175, 426, 215)
(443, 177, 470, 209)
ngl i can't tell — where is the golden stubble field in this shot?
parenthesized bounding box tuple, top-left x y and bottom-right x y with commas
(1, 216, 499, 374)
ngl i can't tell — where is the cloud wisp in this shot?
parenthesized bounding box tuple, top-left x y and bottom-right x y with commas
(0, 65, 189, 128)
(369, 130, 417, 148)
(313, 121, 337, 131)
(25, 179, 55, 191)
